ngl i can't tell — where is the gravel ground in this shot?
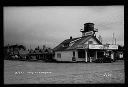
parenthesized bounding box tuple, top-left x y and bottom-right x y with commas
(4, 60, 124, 84)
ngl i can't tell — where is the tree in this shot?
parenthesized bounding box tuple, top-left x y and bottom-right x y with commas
(35, 46, 40, 50)
(19, 45, 26, 50)
(43, 45, 46, 50)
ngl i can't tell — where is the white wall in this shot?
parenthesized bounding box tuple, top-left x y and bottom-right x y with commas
(54, 51, 74, 61)
(54, 50, 91, 62)
(84, 38, 99, 44)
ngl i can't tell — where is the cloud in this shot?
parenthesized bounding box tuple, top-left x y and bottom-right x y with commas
(4, 6, 124, 48)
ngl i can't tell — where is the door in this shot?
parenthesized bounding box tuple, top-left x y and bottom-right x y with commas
(88, 49, 95, 62)
(78, 49, 85, 58)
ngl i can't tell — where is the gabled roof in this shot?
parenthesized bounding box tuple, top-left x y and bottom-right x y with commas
(53, 35, 102, 51)
(92, 35, 102, 45)
(53, 37, 80, 51)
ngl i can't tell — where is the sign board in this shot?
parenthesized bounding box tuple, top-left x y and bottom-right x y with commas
(108, 45, 118, 49)
(85, 31, 94, 36)
(89, 44, 118, 49)
(89, 45, 103, 49)
(94, 28, 98, 32)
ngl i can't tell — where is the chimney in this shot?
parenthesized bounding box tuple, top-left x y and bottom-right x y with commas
(70, 36, 72, 39)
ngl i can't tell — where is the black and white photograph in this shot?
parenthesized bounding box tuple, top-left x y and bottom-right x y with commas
(4, 6, 124, 84)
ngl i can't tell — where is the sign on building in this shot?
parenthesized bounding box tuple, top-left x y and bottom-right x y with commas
(94, 28, 98, 32)
(89, 44, 118, 49)
(108, 45, 118, 49)
(85, 31, 94, 36)
(89, 44, 103, 49)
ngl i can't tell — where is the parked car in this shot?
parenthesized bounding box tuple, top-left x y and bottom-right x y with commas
(94, 56, 112, 63)
(8, 54, 19, 60)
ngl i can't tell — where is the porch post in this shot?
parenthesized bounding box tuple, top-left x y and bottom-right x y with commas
(111, 51, 114, 60)
(96, 51, 97, 59)
(85, 50, 88, 62)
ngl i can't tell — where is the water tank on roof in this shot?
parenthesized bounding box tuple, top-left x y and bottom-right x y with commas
(84, 23, 94, 32)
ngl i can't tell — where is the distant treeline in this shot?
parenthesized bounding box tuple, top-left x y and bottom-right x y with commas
(4, 44, 57, 62)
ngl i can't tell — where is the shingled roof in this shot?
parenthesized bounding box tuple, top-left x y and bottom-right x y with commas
(53, 35, 102, 51)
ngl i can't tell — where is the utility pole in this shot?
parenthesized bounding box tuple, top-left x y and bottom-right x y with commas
(112, 33, 114, 45)
(115, 38, 116, 45)
(30, 44, 31, 50)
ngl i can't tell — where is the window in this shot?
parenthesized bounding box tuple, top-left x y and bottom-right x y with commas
(97, 51, 104, 58)
(57, 53, 61, 58)
(63, 43, 69, 47)
(73, 51, 75, 57)
(88, 41, 93, 44)
(78, 49, 85, 58)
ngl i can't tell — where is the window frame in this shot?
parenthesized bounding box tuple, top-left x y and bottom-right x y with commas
(57, 53, 61, 58)
(88, 41, 93, 44)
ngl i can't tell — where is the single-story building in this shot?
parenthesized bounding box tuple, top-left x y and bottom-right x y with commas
(53, 23, 118, 62)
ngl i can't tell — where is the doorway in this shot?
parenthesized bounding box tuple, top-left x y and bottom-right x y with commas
(97, 51, 104, 58)
(78, 49, 85, 58)
(88, 49, 95, 62)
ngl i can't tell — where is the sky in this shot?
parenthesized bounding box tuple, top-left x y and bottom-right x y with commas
(4, 6, 124, 49)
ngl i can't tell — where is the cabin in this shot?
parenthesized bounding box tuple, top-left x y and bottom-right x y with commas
(53, 23, 118, 62)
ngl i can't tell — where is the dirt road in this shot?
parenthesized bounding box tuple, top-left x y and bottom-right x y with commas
(4, 60, 124, 84)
